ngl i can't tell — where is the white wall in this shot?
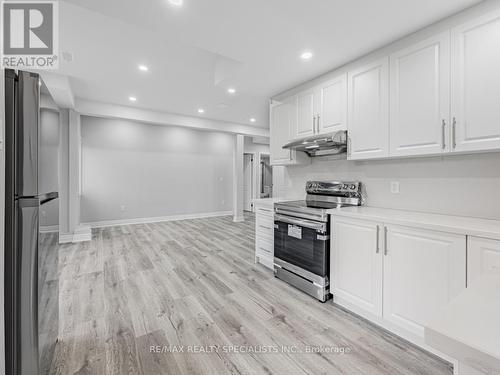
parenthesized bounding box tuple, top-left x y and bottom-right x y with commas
(80, 116, 234, 224)
(244, 136, 269, 154)
(39, 109, 59, 228)
(283, 152, 500, 220)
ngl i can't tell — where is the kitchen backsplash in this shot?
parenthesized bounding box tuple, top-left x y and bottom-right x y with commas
(280, 152, 500, 220)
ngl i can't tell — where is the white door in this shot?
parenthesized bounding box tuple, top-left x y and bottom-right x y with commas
(383, 225, 466, 337)
(451, 9, 500, 152)
(467, 236, 500, 285)
(243, 154, 253, 211)
(331, 217, 383, 317)
(317, 74, 347, 134)
(348, 57, 390, 160)
(390, 32, 451, 157)
(270, 98, 296, 165)
(296, 89, 316, 138)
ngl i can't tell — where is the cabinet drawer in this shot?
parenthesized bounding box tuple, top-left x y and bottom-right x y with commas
(256, 216, 274, 232)
(256, 238, 273, 258)
(256, 206, 274, 218)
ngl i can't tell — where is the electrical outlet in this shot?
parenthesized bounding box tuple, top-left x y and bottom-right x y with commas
(390, 181, 400, 194)
(221, 200, 225, 205)
(120, 205, 126, 212)
(41, 210, 46, 217)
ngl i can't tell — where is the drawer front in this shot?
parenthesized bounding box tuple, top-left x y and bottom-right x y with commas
(256, 206, 274, 218)
(256, 238, 273, 258)
(256, 216, 274, 232)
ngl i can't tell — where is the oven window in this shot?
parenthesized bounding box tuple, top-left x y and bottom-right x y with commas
(274, 220, 329, 277)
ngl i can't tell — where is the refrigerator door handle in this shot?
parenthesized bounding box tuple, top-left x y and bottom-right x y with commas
(17, 198, 40, 375)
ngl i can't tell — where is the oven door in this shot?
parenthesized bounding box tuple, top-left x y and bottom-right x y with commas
(274, 214, 329, 277)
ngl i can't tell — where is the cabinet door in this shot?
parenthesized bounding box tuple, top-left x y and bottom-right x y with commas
(383, 225, 466, 337)
(348, 57, 389, 160)
(468, 236, 500, 285)
(390, 32, 450, 157)
(296, 90, 316, 138)
(270, 97, 297, 165)
(451, 10, 500, 152)
(317, 74, 347, 134)
(331, 217, 383, 317)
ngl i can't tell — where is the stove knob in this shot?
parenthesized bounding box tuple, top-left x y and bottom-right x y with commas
(343, 184, 348, 189)
(350, 184, 356, 189)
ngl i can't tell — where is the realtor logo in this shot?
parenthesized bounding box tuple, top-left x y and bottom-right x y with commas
(1, 1, 59, 69)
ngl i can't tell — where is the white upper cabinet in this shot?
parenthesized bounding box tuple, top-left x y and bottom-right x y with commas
(383, 225, 466, 338)
(317, 74, 347, 134)
(348, 57, 390, 160)
(390, 32, 451, 157)
(270, 97, 309, 166)
(296, 90, 316, 138)
(270, 98, 295, 164)
(451, 9, 500, 152)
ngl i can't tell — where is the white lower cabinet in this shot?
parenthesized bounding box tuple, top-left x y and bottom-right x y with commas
(331, 216, 466, 341)
(467, 236, 500, 285)
(254, 205, 275, 270)
(383, 225, 466, 337)
(331, 217, 383, 317)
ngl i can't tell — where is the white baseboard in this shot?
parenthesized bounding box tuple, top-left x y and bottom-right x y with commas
(83, 211, 233, 229)
(40, 225, 59, 233)
(233, 216, 245, 223)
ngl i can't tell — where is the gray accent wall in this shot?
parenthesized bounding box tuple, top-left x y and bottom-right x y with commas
(80, 116, 234, 223)
(39, 109, 60, 227)
(283, 152, 500, 220)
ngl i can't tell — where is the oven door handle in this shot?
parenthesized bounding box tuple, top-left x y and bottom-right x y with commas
(274, 214, 327, 232)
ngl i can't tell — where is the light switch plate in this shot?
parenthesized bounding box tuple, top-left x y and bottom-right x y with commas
(390, 181, 400, 194)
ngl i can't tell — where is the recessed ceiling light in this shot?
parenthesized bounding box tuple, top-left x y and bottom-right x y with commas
(138, 65, 149, 72)
(129, 96, 137, 102)
(168, 0, 183, 6)
(227, 88, 236, 94)
(250, 118, 256, 123)
(198, 108, 205, 114)
(300, 51, 313, 61)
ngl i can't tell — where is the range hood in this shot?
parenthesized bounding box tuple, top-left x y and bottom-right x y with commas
(282, 130, 348, 157)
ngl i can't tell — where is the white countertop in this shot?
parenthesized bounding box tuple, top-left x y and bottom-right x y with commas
(252, 197, 300, 207)
(328, 206, 500, 241)
(425, 275, 500, 372)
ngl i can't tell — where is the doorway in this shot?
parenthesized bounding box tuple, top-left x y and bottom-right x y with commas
(243, 153, 254, 211)
(259, 153, 272, 198)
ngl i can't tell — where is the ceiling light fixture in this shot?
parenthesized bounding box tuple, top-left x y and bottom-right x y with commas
(138, 65, 149, 72)
(168, 0, 183, 6)
(300, 51, 313, 61)
(198, 108, 205, 114)
(250, 118, 256, 123)
(227, 88, 236, 94)
(129, 96, 137, 102)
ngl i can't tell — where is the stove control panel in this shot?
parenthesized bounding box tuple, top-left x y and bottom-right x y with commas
(306, 181, 361, 195)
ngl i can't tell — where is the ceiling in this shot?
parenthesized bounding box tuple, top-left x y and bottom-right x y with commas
(59, 0, 482, 128)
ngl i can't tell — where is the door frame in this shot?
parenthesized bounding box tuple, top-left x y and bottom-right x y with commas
(243, 152, 257, 212)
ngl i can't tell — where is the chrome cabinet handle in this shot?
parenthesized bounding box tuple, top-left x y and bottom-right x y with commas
(317, 115, 321, 133)
(313, 116, 317, 134)
(376, 225, 380, 254)
(452, 117, 457, 149)
(347, 136, 352, 157)
(442, 119, 446, 149)
(384, 226, 388, 255)
(259, 225, 272, 230)
(259, 247, 271, 253)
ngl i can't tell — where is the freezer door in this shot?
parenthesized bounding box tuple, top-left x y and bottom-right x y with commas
(16, 71, 40, 197)
(17, 198, 40, 375)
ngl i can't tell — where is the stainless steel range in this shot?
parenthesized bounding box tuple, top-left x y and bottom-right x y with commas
(273, 181, 363, 302)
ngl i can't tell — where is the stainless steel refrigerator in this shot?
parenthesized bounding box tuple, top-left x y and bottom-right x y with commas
(4, 69, 59, 375)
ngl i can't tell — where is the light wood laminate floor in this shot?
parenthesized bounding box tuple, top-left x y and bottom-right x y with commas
(41, 213, 453, 375)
